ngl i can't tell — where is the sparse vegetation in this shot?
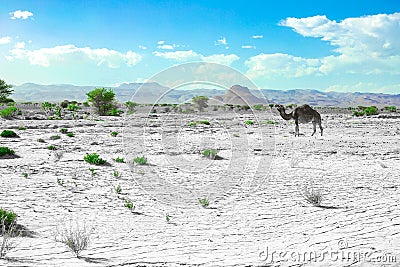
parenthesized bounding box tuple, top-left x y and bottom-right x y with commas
(38, 138, 46, 143)
(0, 147, 15, 157)
(89, 167, 96, 176)
(198, 120, 210, 125)
(67, 103, 80, 111)
(124, 199, 134, 210)
(198, 196, 210, 208)
(262, 120, 279, 125)
(133, 156, 147, 165)
(54, 222, 94, 258)
(353, 106, 379, 117)
(188, 121, 197, 127)
(301, 186, 323, 206)
(113, 171, 119, 177)
(50, 135, 61, 140)
(57, 178, 64, 186)
(114, 184, 122, 194)
(23, 173, 28, 178)
(47, 145, 57, 150)
(0, 209, 19, 259)
(115, 157, 125, 163)
(202, 149, 218, 160)
(0, 106, 18, 119)
(165, 213, 170, 223)
(18, 126, 26, 130)
(111, 131, 119, 137)
(59, 128, 69, 134)
(192, 96, 209, 112)
(66, 132, 75, 137)
(84, 153, 107, 165)
(384, 106, 396, 112)
(0, 130, 18, 138)
(245, 120, 254, 125)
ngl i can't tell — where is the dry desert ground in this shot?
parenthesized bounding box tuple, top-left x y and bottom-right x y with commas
(0, 106, 399, 266)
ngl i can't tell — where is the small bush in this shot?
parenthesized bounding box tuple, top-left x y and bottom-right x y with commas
(114, 184, 122, 194)
(59, 128, 68, 134)
(111, 131, 118, 137)
(0, 107, 18, 119)
(202, 149, 217, 159)
(133, 156, 147, 165)
(47, 145, 57, 150)
(38, 138, 46, 143)
(352, 111, 365, 117)
(302, 186, 323, 206)
(263, 120, 279, 125)
(198, 196, 209, 208)
(18, 126, 26, 130)
(188, 122, 197, 127)
(106, 108, 123, 116)
(66, 132, 75, 137)
(198, 120, 210, 125)
(0, 147, 15, 157)
(50, 135, 61, 140)
(67, 103, 80, 111)
(115, 157, 125, 163)
(124, 199, 134, 210)
(54, 222, 93, 258)
(0, 209, 17, 228)
(384, 106, 396, 112)
(253, 104, 264, 110)
(84, 153, 107, 165)
(245, 120, 254, 125)
(0, 130, 18, 138)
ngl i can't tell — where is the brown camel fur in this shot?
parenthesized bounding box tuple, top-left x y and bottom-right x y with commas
(275, 104, 323, 136)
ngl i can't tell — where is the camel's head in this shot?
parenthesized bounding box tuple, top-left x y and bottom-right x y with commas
(275, 104, 285, 113)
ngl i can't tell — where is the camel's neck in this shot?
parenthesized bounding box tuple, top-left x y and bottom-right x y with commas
(278, 109, 293, 120)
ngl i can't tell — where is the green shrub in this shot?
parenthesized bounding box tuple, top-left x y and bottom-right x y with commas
(59, 128, 68, 134)
(124, 199, 134, 210)
(198, 120, 210, 125)
(38, 138, 46, 143)
(0, 130, 18, 138)
(84, 153, 107, 165)
(0, 208, 17, 227)
(188, 122, 197, 127)
(106, 108, 123, 116)
(263, 120, 279, 125)
(384, 106, 396, 112)
(245, 120, 254, 125)
(364, 106, 378, 116)
(47, 145, 57, 150)
(202, 149, 217, 159)
(50, 135, 61, 140)
(198, 196, 209, 208)
(67, 103, 80, 111)
(0, 147, 15, 157)
(0, 106, 18, 119)
(66, 132, 75, 137)
(111, 131, 118, 137)
(115, 157, 125, 163)
(18, 126, 26, 130)
(133, 156, 147, 165)
(353, 111, 365, 117)
(114, 184, 122, 194)
(253, 104, 264, 110)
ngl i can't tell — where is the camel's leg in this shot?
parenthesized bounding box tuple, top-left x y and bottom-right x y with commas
(311, 121, 316, 136)
(320, 122, 323, 136)
(295, 120, 299, 137)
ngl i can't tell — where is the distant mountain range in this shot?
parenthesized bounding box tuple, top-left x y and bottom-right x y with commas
(12, 82, 400, 107)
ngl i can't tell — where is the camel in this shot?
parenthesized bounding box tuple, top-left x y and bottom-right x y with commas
(275, 104, 323, 136)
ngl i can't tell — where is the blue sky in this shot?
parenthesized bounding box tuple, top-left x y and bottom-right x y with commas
(0, 0, 399, 93)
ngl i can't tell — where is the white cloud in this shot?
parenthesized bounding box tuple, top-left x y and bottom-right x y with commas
(153, 50, 239, 65)
(138, 45, 147, 50)
(158, 44, 174, 50)
(280, 13, 400, 57)
(252, 35, 263, 39)
(245, 53, 322, 78)
(0, 36, 11, 44)
(246, 13, 400, 80)
(242, 45, 255, 49)
(14, 42, 25, 49)
(10, 10, 33, 20)
(7, 44, 142, 68)
(153, 50, 202, 61)
(157, 40, 165, 45)
(215, 37, 228, 47)
(203, 54, 239, 65)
